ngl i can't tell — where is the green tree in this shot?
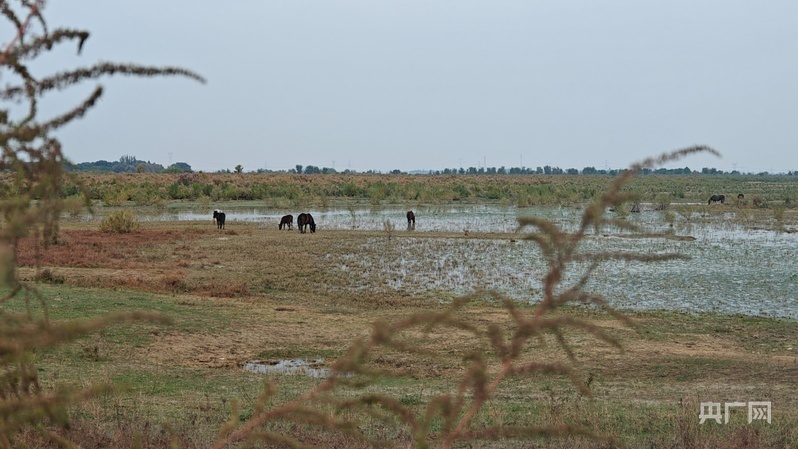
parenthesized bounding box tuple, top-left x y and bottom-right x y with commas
(168, 161, 193, 172)
(119, 154, 138, 165)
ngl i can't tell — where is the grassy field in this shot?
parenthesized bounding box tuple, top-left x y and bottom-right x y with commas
(8, 194, 798, 448)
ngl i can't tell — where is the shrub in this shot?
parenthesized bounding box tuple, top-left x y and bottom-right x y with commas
(34, 268, 64, 284)
(654, 194, 671, 210)
(99, 210, 140, 233)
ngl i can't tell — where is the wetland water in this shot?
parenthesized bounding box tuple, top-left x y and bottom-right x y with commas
(98, 205, 798, 319)
(136, 204, 533, 233)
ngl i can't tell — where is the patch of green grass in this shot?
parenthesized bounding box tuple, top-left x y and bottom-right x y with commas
(3, 284, 234, 332)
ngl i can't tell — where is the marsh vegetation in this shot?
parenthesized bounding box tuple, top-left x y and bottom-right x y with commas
(7, 169, 798, 448)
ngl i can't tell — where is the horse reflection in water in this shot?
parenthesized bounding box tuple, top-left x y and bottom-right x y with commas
(406, 210, 415, 230)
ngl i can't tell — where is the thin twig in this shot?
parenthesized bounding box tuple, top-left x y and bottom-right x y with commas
(0, 0, 42, 65)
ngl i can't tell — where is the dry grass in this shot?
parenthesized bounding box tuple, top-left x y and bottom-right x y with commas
(18, 222, 458, 304)
(11, 203, 798, 448)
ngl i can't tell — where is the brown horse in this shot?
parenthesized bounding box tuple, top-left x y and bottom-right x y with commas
(406, 210, 415, 230)
(708, 194, 725, 205)
(297, 213, 316, 233)
(279, 214, 293, 230)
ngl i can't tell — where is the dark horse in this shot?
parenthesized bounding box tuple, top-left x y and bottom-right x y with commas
(708, 195, 725, 205)
(213, 209, 226, 229)
(279, 214, 293, 230)
(297, 213, 316, 233)
(406, 210, 415, 230)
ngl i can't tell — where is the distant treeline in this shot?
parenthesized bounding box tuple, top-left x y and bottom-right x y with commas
(416, 166, 797, 176)
(289, 164, 797, 176)
(71, 155, 192, 173)
(71, 157, 796, 176)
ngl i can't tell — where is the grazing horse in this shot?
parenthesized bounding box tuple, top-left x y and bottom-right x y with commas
(708, 195, 725, 205)
(279, 214, 293, 230)
(297, 213, 316, 233)
(406, 210, 415, 230)
(213, 209, 226, 229)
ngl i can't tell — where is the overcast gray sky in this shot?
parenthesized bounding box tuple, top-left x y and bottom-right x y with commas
(32, 1, 798, 173)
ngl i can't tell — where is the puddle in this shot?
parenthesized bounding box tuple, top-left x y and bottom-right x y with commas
(242, 358, 331, 378)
